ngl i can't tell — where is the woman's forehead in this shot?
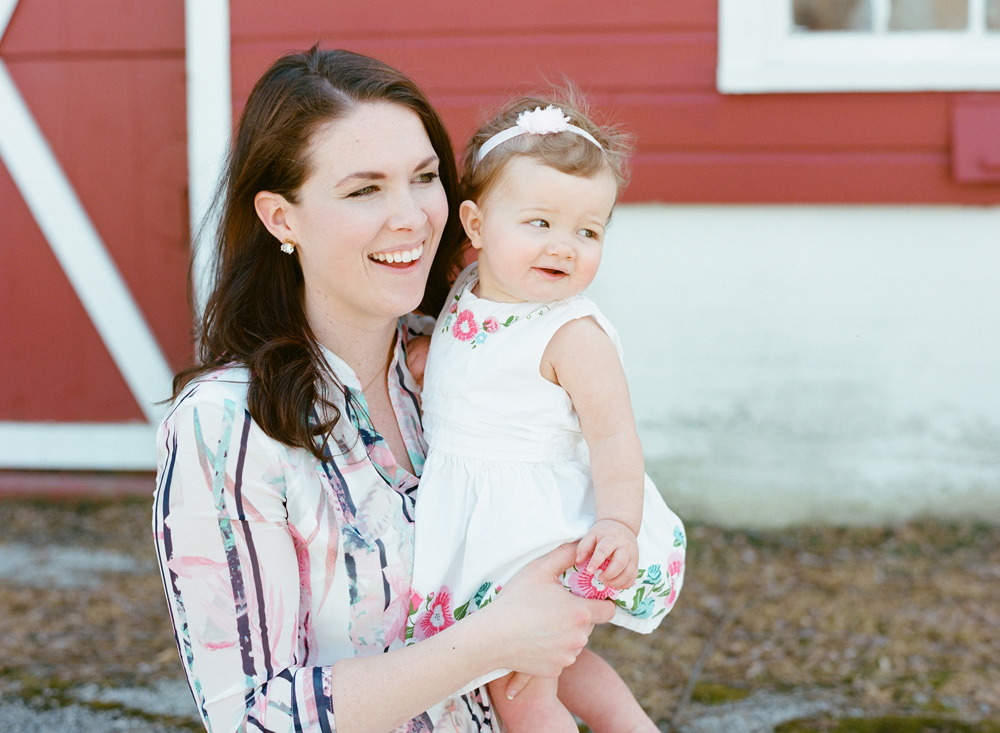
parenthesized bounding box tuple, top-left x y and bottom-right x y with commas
(306, 102, 435, 176)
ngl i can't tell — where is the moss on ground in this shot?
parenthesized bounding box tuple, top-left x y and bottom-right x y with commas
(776, 716, 1000, 733)
(689, 681, 752, 705)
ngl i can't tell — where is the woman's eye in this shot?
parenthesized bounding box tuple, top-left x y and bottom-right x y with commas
(347, 185, 378, 198)
(528, 219, 549, 228)
(416, 171, 439, 184)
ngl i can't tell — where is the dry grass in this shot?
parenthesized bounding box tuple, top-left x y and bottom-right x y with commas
(590, 523, 1000, 725)
(1, 500, 998, 727)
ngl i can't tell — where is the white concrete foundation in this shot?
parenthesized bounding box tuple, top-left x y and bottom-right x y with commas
(589, 204, 1000, 527)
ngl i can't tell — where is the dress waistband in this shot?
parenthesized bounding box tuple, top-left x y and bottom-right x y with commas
(424, 421, 584, 463)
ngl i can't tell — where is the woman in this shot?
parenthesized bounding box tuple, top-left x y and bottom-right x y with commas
(152, 47, 614, 732)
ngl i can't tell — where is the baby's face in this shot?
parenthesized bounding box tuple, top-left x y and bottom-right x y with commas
(463, 157, 617, 303)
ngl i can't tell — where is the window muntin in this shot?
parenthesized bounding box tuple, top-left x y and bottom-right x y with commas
(720, 0, 1000, 92)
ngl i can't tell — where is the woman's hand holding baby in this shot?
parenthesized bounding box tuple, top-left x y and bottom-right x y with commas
(576, 519, 640, 590)
(478, 542, 615, 680)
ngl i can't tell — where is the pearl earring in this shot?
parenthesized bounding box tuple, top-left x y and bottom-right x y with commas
(280, 239, 296, 254)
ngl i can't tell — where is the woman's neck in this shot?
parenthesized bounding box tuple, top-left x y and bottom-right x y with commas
(307, 305, 397, 388)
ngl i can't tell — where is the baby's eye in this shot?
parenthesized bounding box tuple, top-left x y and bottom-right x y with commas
(347, 185, 378, 198)
(415, 171, 439, 184)
(528, 219, 549, 228)
(578, 228, 599, 239)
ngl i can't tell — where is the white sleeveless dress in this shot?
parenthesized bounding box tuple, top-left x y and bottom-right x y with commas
(407, 264, 687, 692)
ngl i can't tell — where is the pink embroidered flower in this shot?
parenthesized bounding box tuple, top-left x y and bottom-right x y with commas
(667, 551, 684, 578)
(417, 587, 455, 639)
(449, 302, 458, 314)
(452, 310, 478, 341)
(664, 584, 678, 611)
(567, 560, 619, 600)
(483, 316, 499, 333)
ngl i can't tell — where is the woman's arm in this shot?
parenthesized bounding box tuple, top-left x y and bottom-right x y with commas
(154, 389, 612, 733)
(155, 392, 331, 731)
(328, 544, 613, 731)
(542, 316, 645, 587)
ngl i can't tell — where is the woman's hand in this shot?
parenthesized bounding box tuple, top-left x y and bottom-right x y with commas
(477, 543, 615, 683)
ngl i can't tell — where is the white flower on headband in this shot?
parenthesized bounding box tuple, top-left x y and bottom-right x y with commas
(474, 105, 603, 166)
(516, 106, 572, 135)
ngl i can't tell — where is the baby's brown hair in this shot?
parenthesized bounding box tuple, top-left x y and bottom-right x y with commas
(460, 88, 632, 206)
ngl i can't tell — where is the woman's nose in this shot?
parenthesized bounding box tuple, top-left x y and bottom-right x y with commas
(388, 190, 429, 231)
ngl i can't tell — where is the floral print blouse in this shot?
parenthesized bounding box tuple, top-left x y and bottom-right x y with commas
(152, 316, 496, 732)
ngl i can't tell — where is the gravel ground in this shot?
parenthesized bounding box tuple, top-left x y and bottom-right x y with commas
(0, 497, 998, 732)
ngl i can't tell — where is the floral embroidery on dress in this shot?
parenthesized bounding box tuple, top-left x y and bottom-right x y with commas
(407, 586, 456, 641)
(557, 553, 684, 622)
(566, 559, 619, 600)
(438, 265, 553, 348)
(406, 581, 500, 643)
(442, 300, 551, 349)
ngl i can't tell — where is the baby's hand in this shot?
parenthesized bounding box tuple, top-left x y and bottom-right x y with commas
(575, 519, 640, 590)
(405, 335, 431, 388)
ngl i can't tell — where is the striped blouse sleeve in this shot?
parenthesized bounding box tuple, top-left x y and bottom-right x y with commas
(153, 387, 338, 733)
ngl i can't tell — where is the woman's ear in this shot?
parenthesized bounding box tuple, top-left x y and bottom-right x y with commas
(254, 190, 295, 243)
(459, 200, 484, 250)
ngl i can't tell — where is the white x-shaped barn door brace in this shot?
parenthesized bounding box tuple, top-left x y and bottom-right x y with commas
(0, 0, 231, 469)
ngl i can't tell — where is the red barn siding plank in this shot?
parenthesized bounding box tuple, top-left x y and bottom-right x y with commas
(0, 166, 143, 421)
(231, 34, 717, 105)
(625, 152, 1000, 204)
(431, 93, 952, 154)
(231, 0, 717, 40)
(0, 0, 184, 55)
(603, 93, 954, 152)
(5, 56, 191, 379)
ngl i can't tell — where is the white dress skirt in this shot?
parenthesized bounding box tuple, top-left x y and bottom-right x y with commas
(407, 264, 687, 695)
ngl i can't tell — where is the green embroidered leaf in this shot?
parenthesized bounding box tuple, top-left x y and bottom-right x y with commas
(453, 601, 471, 621)
(630, 586, 647, 612)
(504, 315, 517, 327)
(636, 569, 645, 579)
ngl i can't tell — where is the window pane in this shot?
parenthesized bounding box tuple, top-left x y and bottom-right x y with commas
(889, 0, 967, 30)
(793, 0, 871, 30)
(989, 0, 1000, 30)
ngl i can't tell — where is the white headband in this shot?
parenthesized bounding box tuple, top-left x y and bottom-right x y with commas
(474, 105, 603, 166)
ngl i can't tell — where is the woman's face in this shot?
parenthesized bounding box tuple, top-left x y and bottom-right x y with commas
(287, 101, 448, 332)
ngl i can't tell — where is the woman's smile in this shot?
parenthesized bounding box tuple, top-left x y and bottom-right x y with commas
(368, 243, 425, 266)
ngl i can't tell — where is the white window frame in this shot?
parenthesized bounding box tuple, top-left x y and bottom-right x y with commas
(718, 0, 1000, 93)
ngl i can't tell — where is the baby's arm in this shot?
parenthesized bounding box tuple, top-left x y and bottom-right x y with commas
(405, 334, 431, 388)
(542, 316, 644, 590)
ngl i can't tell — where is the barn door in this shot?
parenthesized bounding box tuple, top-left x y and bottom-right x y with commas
(0, 0, 225, 469)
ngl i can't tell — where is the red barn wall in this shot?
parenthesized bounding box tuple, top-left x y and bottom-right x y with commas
(231, 0, 1000, 204)
(0, 0, 189, 423)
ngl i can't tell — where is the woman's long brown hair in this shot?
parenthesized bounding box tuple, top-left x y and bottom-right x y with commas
(173, 47, 464, 459)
